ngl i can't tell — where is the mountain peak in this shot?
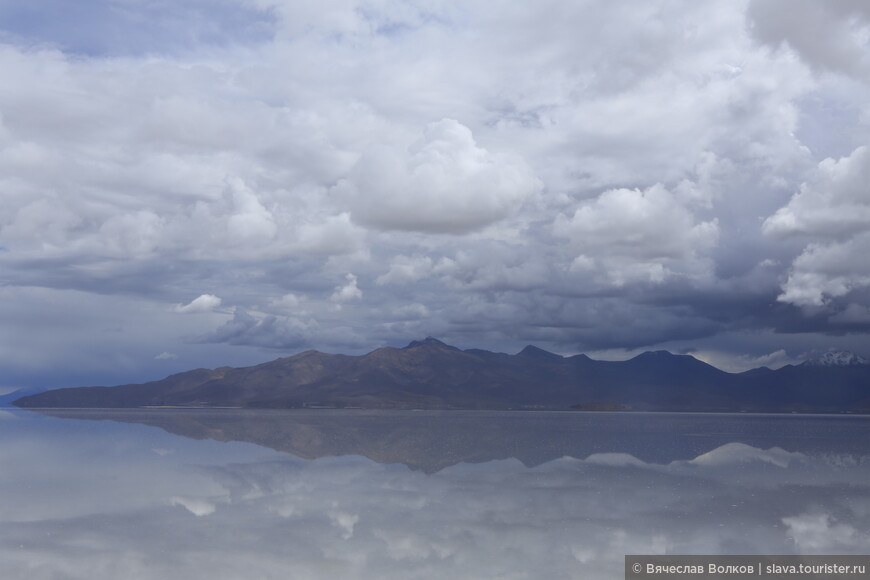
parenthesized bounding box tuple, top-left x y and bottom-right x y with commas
(632, 350, 676, 360)
(517, 345, 562, 360)
(403, 337, 456, 350)
(802, 350, 869, 367)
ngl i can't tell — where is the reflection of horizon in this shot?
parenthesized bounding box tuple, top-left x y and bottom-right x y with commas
(29, 408, 870, 472)
(3, 410, 870, 579)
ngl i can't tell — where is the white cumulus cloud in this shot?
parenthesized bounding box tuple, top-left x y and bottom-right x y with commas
(174, 294, 222, 314)
(337, 119, 541, 234)
(554, 183, 719, 287)
(331, 274, 363, 303)
(765, 146, 870, 307)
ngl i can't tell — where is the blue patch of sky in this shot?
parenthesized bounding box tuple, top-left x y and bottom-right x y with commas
(795, 94, 865, 160)
(0, 0, 277, 57)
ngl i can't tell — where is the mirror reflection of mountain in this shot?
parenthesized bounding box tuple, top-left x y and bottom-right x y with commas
(32, 408, 870, 473)
(6, 408, 870, 580)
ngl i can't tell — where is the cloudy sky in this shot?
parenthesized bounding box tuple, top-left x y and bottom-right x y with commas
(2, 0, 870, 389)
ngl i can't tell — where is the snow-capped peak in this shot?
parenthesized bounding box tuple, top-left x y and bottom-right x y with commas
(802, 351, 869, 367)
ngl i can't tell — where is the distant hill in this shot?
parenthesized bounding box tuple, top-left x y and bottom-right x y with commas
(12, 339, 870, 413)
(0, 387, 42, 408)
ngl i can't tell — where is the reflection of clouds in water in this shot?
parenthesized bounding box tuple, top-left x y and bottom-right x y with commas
(783, 513, 861, 552)
(2, 444, 870, 579)
(690, 442, 803, 468)
(0, 413, 277, 526)
(170, 496, 221, 517)
(0, 435, 226, 524)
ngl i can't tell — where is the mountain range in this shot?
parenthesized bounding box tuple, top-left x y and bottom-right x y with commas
(12, 338, 870, 413)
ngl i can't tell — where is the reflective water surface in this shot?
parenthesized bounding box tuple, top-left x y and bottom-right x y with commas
(1, 409, 869, 579)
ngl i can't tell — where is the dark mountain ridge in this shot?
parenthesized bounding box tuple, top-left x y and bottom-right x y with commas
(12, 339, 870, 412)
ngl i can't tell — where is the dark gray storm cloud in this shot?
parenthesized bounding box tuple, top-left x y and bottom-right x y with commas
(1, 0, 870, 387)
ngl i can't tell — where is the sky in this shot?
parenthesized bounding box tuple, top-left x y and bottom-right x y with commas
(2, 0, 870, 389)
